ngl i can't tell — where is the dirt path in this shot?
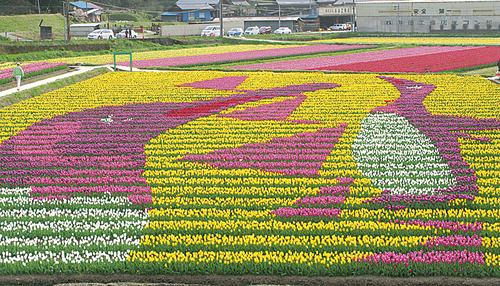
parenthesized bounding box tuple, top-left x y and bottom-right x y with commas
(0, 275, 498, 286)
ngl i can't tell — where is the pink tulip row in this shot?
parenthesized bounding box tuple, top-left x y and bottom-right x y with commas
(233, 46, 478, 71)
(295, 195, 345, 206)
(319, 46, 500, 72)
(270, 207, 342, 218)
(424, 235, 482, 248)
(123, 44, 370, 68)
(392, 219, 483, 233)
(361, 250, 484, 265)
(0, 62, 66, 80)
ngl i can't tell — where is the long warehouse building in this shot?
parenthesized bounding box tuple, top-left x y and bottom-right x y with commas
(355, 0, 500, 33)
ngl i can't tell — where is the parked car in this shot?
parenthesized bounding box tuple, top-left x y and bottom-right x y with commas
(329, 24, 348, 31)
(227, 28, 244, 37)
(201, 26, 221, 37)
(274, 27, 292, 34)
(259, 26, 272, 34)
(87, 29, 115, 40)
(244, 26, 259, 35)
(116, 29, 138, 39)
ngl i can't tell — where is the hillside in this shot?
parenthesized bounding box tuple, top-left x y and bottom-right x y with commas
(0, 14, 65, 40)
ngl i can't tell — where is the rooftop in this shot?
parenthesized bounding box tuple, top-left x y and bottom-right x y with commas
(69, 1, 102, 10)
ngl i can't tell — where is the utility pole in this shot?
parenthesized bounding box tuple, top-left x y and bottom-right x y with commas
(37, 0, 41, 14)
(63, 1, 71, 42)
(352, 0, 356, 32)
(219, 0, 224, 38)
(278, 4, 281, 27)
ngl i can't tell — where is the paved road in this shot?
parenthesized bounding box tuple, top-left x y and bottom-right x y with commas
(0, 66, 104, 99)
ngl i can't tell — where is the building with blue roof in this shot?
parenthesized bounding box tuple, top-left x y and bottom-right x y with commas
(161, 0, 217, 22)
(69, 1, 103, 22)
(69, 1, 102, 10)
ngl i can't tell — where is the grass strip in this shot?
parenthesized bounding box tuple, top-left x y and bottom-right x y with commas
(0, 65, 68, 86)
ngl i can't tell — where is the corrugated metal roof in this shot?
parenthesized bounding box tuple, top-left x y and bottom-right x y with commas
(70, 1, 101, 10)
(357, 0, 497, 3)
(244, 16, 302, 21)
(177, 3, 215, 10)
(70, 23, 101, 27)
(316, 0, 340, 3)
(177, 0, 219, 6)
(231, 0, 251, 5)
(276, 0, 315, 5)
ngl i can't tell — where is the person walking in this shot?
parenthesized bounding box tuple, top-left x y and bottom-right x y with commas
(12, 62, 24, 92)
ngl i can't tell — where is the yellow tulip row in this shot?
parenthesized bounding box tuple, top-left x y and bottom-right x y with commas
(147, 202, 500, 221)
(127, 250, 368, 265)
(145, 219, 455, 234)
(139, 233, 456, 248)
(485, 253, 500, 267)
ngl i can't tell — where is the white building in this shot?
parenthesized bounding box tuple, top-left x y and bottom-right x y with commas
(356, 0, 500, 33)
(318, 0, 355, 28)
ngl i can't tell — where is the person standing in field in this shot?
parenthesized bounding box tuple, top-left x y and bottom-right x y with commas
(12, 62, 24, 91)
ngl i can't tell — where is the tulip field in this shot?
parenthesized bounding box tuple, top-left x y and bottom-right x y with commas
(234, 46, 500, 72)
(313, 37, 500, 46)
(0, 62, 66, 84)
(0, 70, 499, 277)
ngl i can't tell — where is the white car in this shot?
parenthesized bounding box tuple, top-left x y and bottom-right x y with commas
(274, 27, 292, 34)
(87, 29, 115, 40)
(201, 26, 221, 37)
(329, 24, 348, 31)
(116, 29, 138, 39)
(244, 26, 259, 35)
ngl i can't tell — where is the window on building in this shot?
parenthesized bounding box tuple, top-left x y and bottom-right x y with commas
(439, 9, 445, 14)
(430, 20, 436, 25)
(398, 19, 403, 25)
(421, 9, 426, 14)
(486, 20, 493, 29)
(385, 20, 392, 25)
(413, 9, 418, 14)
(419, 20, 425, 25)
(441, 20, 447, 26)
(199, 11, 205, 19)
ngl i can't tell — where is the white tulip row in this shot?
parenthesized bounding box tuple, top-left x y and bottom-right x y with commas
(0, 234, 140, 247)
(0, 188, 137, 206)
(353, 113, 456, 196)
(0, 250, 129, 264)
(0, 187, 149, 265)
(0, 207, 147, 220)
(0, 217, 147, 232)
